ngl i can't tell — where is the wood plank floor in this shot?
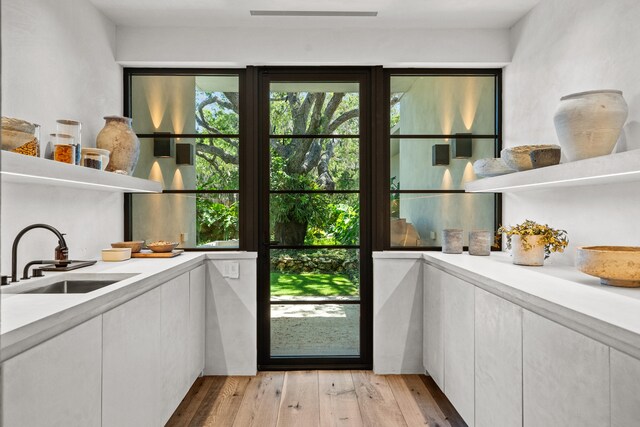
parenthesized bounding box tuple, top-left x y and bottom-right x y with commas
(166, 371, 466, 427)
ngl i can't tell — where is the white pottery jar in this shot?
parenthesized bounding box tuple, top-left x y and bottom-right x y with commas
(553, 90, 628, 162)
(96, 116, 140, 175)
(511, 235, 545, 266)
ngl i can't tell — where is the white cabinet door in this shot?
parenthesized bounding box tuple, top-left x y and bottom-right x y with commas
(103, 287, 162, 427)
(423, 264, 445, 390)
(189, 264, 206, 382)
(2, 317, 102, 427)
(523, 310, 610, 427)
(443, 273, 475, 427)
(160, 272, 191, 425)
(475, 288, 523, 427)
(611, 348, 640, 427)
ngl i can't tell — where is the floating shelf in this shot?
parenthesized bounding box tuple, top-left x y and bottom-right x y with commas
(465, 149, 640, 193)
(1, 151, 162, 193)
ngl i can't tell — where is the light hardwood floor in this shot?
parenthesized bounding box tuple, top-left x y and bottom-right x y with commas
(166, 371, 465, 427)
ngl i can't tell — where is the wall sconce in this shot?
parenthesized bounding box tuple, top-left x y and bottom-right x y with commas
(432, 144, 450, 166)
(176, 143, 194, 165)
(153, 132, 174, 157)
(453, 133, 472, 158)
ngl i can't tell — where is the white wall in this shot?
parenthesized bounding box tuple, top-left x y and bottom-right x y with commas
(116, 26, 511, 67)
(1, 0, 122, 274)
(503, 0, 640, 264)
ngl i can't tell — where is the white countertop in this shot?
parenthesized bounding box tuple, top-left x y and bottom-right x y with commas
(375, 251, 640, 359)
(0, 252, 256, 362)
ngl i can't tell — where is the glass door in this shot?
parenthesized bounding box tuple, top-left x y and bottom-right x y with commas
(258, 70, 371, 369)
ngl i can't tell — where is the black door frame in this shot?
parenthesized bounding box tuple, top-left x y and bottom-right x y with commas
(256, 67, 374, 370)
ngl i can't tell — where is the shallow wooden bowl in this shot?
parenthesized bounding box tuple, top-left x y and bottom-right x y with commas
(111, 240, 144, 253)
(147, 242, 179, 253)
(576, 246, 640, 287)
(501, 144, 561, 171)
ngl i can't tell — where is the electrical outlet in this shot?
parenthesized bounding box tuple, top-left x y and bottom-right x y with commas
(222, 261, 240, 279)
(430, 231, 436, 240)
(180, 232, 188, 243)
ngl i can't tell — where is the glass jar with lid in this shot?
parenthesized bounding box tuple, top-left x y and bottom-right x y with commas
(83, 151, 102, 169)
(56, 120, 81, 165)
(52, 133, 76, 164)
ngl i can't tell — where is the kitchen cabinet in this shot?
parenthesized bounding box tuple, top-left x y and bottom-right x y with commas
(102, 286, 162, 427)
(443, 273, 475, 427)
(1, 317, 102, 427)
(189, 264, 206, 382)
(423, 264, 444, 389)
(522, 310, 610, 427)
(474, 288, 522, 427)
(611, 349, 640, 427)
(160, 272, 192, 425)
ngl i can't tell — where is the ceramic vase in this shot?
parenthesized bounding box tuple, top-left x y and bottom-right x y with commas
(469, 230, 491, 256)
(96, 116, 140, 175)
(553, 90, 628, 162)
(511, 235, 545, 266)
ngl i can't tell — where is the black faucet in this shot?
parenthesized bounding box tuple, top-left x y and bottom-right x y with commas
(11, 224, 69, 283)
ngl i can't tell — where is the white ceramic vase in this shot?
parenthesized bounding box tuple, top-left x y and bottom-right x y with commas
(553, 90, 628, 162)
(96, 116, 140, 175)
(511, 235, 545, 266)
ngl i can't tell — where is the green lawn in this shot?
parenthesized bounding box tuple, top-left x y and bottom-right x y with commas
(270, 273, 359, 296)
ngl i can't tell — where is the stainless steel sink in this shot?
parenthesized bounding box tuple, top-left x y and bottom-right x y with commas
(25, 280, 119, 294)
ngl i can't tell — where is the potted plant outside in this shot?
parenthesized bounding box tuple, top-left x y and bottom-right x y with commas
(498, 220, 568, 266)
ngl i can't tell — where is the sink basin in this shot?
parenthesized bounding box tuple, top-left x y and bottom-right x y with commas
(576, 246, 640, 287)
(25, 280, 119, 294)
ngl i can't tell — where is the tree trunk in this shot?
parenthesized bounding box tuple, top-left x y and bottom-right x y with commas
(274, 220, 308, 246)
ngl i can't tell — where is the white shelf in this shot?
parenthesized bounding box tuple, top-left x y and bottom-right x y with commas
(465, 149, 640, 193)
(1, 151, 162, 193)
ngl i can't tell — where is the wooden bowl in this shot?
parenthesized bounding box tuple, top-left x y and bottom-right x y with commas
(111, 240, 144, 253)
(473, 158, 516, 177)
(146, 242, 179, 253)
(501, 145, 561, 171)
(576, 246, 640, 287)
(530, 147, 561, 169)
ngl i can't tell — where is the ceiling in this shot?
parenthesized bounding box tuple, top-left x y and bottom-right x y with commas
(88, 0, 540, 29)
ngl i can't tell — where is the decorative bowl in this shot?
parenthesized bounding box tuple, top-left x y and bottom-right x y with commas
(146, 241, 179, 253)
(576, 246, 640, 287)
(473, 158, 516, 177)
(102, 247, 131, 262)
(501, 145, 561, 171)
(111, 240, 145, 253)
(529, 147, 561, 169)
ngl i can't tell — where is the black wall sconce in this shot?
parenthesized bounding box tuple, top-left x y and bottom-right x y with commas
(432, 144, 450, 166)
(176, 143, 194, 165)
(153, 132, 174, 157)
(453, 133, 472, 158)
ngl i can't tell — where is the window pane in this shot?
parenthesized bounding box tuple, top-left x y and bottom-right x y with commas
(270, 248, 360, 299)
(390, 75, 496, 135)
(270, 82, 359, 135)
(132, 137, 238, 191)
(131, 75, 239, 135)
(390, 193, 495, 247)
(391, 138, 495, 190)
(271, 304, 360, 356)
(270, 138, 359, 191)
(131, 193, 239, 249)
(269, 194, 359, 246)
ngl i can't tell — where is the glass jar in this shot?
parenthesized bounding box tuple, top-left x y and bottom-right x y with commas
(83, 152, 102, 170)
(1, 118, 40, 157)
(51, 133, 76, 164)
(56, 120, 81, 165)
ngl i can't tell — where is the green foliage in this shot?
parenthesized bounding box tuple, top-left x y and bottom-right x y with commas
(196, 196, 238, 245)
(390, 176, 400, 218)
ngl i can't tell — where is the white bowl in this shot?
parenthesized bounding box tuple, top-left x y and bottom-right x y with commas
(102, 247, 131, 262)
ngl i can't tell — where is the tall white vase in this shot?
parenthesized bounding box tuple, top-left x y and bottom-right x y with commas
(553, 90, 628, 162)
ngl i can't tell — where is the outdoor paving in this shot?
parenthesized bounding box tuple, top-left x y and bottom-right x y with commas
(270, 300, 360, 356)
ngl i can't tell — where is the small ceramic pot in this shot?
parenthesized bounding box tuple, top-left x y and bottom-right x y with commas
(511, 235, 545, 266)
(442, 229, 463, 254)
(469, 230, 491, 256)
